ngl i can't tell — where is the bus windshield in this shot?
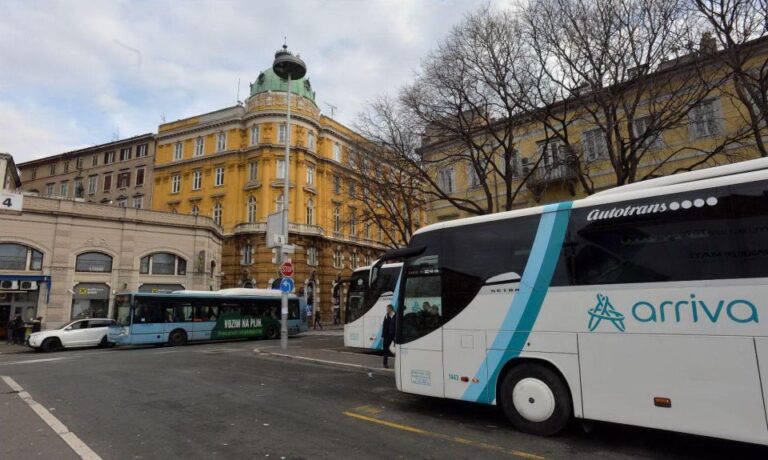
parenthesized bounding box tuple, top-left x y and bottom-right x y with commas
(345, 269, 369, 324)
(113, 294, 133, 326)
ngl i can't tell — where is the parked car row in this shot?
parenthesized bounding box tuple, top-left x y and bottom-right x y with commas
(27, 318, 115, 352)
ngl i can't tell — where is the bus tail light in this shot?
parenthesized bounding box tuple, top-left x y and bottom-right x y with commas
(654, 397, 671, 408)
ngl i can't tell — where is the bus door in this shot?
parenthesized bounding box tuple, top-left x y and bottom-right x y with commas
(131, 298, 165, 344)
(398, 253, 444, 398)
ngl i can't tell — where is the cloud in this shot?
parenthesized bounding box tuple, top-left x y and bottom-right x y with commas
(0, 0, 492, 163)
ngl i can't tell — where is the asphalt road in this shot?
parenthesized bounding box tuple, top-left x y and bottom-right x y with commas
(1, 335, 767, 460)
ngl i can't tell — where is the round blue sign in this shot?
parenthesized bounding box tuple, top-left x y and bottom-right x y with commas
(279, 277, 295, 293)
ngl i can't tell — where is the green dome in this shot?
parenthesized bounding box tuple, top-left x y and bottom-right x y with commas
(249, 68, 316, 102)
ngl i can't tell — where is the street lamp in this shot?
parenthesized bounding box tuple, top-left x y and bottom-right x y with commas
(273, 44, 306, 351)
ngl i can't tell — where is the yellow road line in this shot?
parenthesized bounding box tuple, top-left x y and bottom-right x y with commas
(343, 411, 546, 460)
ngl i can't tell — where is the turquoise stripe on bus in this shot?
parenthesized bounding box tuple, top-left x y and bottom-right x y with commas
(461, 201, 572, 404)
(372, 326, 383, 350)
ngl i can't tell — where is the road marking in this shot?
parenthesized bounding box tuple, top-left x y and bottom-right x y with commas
(0, 357, 68, 366)
(1, 375, 102, 460)
(343, 411, 545, 460)
(256, 350, 394, 372)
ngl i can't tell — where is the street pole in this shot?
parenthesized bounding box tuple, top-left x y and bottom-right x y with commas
(280, 73, 291, 351)
(273, 44, 306, 351)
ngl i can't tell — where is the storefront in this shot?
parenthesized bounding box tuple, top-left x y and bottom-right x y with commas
(0, 275, 48, 340)
(71, 283, 110, 319)
(138, 283, 185, 294)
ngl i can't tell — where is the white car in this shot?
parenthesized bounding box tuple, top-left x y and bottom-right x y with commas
(28, 318, 116, 352)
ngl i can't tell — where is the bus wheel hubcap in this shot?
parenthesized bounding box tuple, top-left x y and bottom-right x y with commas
(512, 378, 555, 422)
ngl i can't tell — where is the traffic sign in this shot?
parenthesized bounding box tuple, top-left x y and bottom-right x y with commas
(280, 261, 294, 277)
(279, 277, 295, 293)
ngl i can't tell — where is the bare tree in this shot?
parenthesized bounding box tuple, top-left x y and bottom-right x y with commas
(519, 0, 736, 191)
(693, 0, 768, 157)
(399, 7, 538, 214)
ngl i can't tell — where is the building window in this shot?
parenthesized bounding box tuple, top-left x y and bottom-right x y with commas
(49, 163, 56, 175)
(242, 243, 254, 265)
(364, 223, 371, 240)
(140, 252, 186, 275)
(117, 198, 127, 207)
(87, 176, 97, 194)
(45, 183, 54, 195)
(333, 205, 342, 233)
(75, 252, 113, 273)
(582, 128, 608, 161)
(633, 116, 661, 149)
(248, 161, 258, 181)
(307, 246, 318, 266)
(278, 124, 287, 144)
(247, 196, 257, 223)
(103, 174, 112, 192)
(275, 193, 285, 212)
(333, 174, 341, 194)
(276, 159, 286, 180)
(28, 168, 36, 180)
(191, 205, 199, 216)
(119, 147, 132, 161)
(690, 99, 720, 138)
(133, 196, 143, 209)
(538, 141, 565, 168)
(60, 181, 68, 197)
(64, 161, 70, 173)
(104, 151, 115, 165)
(135, 167, 145, 186)
(117, 172, 131, 189)
(438, 167, 455, 193)
(333, 143, 341, 162)
(217, 132, 227, 151)
(0, 244, 43, 271)
(74, 180, 84, 198)
(250, 125, 260, 145)
(171, 174, 181, 194)
(306, 164, 315, 185)
(333, 249, 343, 268)
(349, 208, 357, 237)
(306, 199, 314, 225)
(350, 251, 359, 269)
(191, 137, 203, 157)
(364, 253, 372, 267)
(92, 155, 98, 167)
(214, 166, 225, 186)
(136, 144, 148, 158)
(174, 142, 183, 161)
(76, 157, 84, 169)
(348, 180, 356, 198)
(307, 131, 315, 150)
(192, 170, 202, 190)
(213, 203, 222, 225)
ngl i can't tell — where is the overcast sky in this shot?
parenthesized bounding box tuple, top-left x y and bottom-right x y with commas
(0, 0, 512, 163)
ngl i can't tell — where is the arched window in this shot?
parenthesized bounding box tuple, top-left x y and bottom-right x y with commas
(306, 199, 314, 225)
(247, 196, 257, 224)
(213, 203, 223, 225)
(75, 252, 113, 273)
(275, 193, 285, 212)
(140, 252, 187, 275)
(0, 243, 43, 271)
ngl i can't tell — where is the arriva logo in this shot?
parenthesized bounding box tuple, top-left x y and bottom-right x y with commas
(587, 293, 759, 331)
(587, 294, 626, 332)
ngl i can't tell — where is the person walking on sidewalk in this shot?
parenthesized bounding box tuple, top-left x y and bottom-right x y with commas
(313, 309, 323, 330)
(382, 304, 396, 369)
(5, 318, 14, 344)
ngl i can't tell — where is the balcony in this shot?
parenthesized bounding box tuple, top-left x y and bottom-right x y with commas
(231, 222, 324, 237)
(525, 160, 578, 198)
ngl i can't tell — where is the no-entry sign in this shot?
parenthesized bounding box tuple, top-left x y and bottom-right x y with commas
(280, 261, 294, 277)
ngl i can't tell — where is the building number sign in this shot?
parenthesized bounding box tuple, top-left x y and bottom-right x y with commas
(0, 193, 23, 212)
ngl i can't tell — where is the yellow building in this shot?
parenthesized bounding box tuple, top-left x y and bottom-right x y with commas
(151, 56, 389, 318)
(424, 36, 767, 223)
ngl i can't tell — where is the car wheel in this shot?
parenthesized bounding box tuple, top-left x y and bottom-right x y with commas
(499, 363, 572, 436)
(98, 336, 109, 348)
(168, 329, 187, 347)
(266, 325, 279, 340)
(40, 338, 61, 353)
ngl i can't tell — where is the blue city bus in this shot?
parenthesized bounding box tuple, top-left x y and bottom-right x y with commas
(108, 288, 307, 346)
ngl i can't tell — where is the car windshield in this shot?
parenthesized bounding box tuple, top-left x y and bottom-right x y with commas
(112, 294, 133, 326)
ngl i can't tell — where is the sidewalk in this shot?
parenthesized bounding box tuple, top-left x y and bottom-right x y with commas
(0, 342, 32, 354)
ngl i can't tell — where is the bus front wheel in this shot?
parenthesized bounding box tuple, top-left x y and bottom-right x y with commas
(499, 363, 572, 436)
(266, 325, 279, 340)
(168, 329, 187, 347)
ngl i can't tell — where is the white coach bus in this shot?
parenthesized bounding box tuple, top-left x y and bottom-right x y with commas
(344, 263, 402, 350)
(374, 158, 768, 445)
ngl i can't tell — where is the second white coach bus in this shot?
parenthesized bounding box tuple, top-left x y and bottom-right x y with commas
(376, 158, 768, 445)
(344, 263, 402, 350)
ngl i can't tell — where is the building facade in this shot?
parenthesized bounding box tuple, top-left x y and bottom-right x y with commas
(0, 156, 222, 333)
(151, 59, 388, 319)
(17, 133, 156, 209)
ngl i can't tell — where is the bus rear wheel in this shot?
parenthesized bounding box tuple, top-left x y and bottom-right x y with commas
(499, 363, 572, 436)
(168, 329, 187, 347)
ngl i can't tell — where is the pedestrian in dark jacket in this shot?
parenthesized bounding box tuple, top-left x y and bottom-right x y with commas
(13, 315, 25, 344)
(313, 309, 323, 330)
(382, 305, 396, 368)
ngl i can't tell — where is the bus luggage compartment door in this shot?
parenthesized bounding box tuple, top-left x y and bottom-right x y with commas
(398, 331, 444, 398)
(443, 328, 487, 402)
